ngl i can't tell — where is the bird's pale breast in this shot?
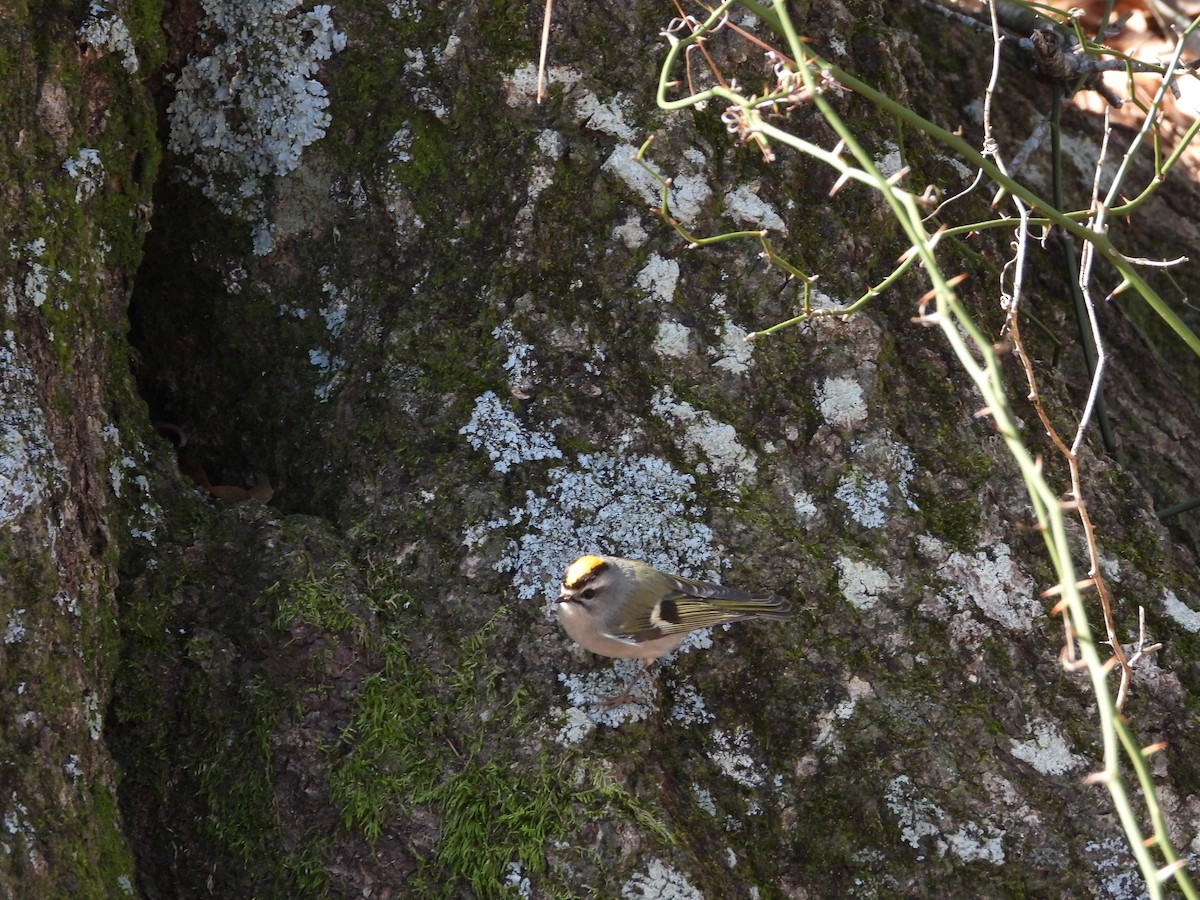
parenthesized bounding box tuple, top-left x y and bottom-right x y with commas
(558, 601, 684, 660)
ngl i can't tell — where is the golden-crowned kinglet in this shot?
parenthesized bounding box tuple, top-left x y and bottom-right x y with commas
(556, 554, 790, 704)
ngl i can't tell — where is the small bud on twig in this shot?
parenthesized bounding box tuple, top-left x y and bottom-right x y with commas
(1157, 860, 1188, 881)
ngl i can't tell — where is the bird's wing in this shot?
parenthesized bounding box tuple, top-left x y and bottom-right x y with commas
(609, 578, 790, 640)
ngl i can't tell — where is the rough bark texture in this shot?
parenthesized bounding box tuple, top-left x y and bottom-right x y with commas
(4, 0, 1200, 897)
(0, 2, 162, 896)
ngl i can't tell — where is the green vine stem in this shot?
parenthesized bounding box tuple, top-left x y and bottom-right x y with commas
(658, 2, 1200, 358)
(652, 2, 1200, 895)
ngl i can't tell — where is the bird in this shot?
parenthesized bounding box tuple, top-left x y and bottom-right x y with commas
(555, 554, 791, 706)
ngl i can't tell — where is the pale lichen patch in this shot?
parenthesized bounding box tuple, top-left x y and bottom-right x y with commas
(492, 319, 539, 398)
(709, 726, 767, 788)
(512, 130, 564, 245)
(635, 253, 680, 304)
(16, 238, 51, 309)
(650, 388, 757, 493)
(503, 861, 533, 898)
(502, 63, 582, 106)
(918, 536, 1040, 638)
(62, 149, 105, 203)
(792, 490, 819, 521)
(668, 682, 714, 725)
(1009, 719, 1084, 776)
(709, 310, 754, 375)
(836, 556, 891, 612)
(552, 706, 596, 746)
(816, 376, 868, 428)
(723, 184, 786, 232)
(621, 858, 704, 900)
(811, 675, 875, 755)
(0, 332, 62, 527)
(885, 775, 1005, 864)
(1161, 589, 1200, 633)
(834, 471, 890, 528)
(573, 90, 636, 140)
(78, 3, 139, 73)
(167, 0, 346, 218)
(692, 784, 717, 816)
(4, 609, 27, 644)
(465, 439, 717, 604)
(602, 145, 712, 228)
(458, 391, 562, 475)
(652, 320, 693, 360)
(874, 141, 903, 179)
(558, 662, 656, 728)
(612, 213, 649, 248)
(382, 124, 427, 244)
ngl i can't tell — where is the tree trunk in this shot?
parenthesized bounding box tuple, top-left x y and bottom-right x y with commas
(4, 0, 1200, 897)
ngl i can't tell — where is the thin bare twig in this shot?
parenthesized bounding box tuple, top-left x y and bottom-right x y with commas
(537, 0, 553, 102)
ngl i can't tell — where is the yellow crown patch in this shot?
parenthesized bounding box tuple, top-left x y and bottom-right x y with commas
(563, 554, 607, 587)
